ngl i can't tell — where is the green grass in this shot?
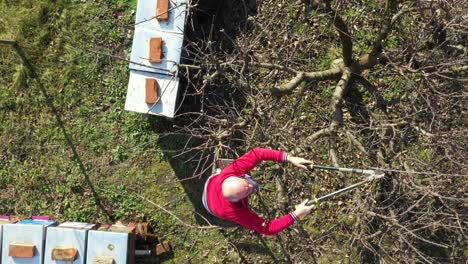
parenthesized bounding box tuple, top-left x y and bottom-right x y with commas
(0, 1, 237, 263)
(3, 1, 462, 263)
(410, 144, 433, 163)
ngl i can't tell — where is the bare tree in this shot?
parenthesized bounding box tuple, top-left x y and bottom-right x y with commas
(178, 0, 466, 262)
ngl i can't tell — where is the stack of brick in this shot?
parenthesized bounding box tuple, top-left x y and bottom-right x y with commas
(129, 222, 173, 260)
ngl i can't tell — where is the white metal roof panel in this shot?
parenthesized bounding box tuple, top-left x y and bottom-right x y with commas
(135, 0, 187, 35)
(129, 27, 183, 75)
(125, 70, 180, 118)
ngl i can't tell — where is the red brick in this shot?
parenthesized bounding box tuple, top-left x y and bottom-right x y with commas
(155, 241, 172, 255)
(149, 37, 163, 63)
(145, 78, 159, 104)
(52, 247, 78, 261)
(8, 243, 36, 258)
(157, 0, 169, 21)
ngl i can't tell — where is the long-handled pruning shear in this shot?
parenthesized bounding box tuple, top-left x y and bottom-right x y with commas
(304, 164, 385, 206)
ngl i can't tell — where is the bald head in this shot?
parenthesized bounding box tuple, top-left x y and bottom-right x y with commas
(222, 177, 255, 202)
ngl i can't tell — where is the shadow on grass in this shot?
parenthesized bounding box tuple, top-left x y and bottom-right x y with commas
(0, 39, 114, 222)
(147, 0, 259, 228)
(148, 117, 281, 262)
(149, 117, 237, 228)
(145, 0, 283, 261)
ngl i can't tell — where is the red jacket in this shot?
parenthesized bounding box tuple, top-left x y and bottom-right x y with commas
(206, 148, 295, 235)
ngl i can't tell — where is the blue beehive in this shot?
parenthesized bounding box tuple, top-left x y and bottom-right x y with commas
(2, 218, 57, 264)
(86, 224, 136, 264)
(0, 216, 17, 262)
(44, 222, 97, 264)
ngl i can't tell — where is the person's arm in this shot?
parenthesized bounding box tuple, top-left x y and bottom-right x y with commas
(287, 156, 313, 169)
(231, 199, 316, 235)
(232, 206, 295, 236)
(222, 148, 287, 177)
(222, 148, 313, 176)
(292, 199, 316, 220)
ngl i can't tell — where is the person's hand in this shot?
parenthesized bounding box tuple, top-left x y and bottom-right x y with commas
(287, 156, 313, 169)
(293, 199, 315, 219)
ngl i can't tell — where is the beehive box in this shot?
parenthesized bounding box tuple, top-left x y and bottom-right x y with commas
(44, 222, 97, 264)
(129, 27, 184, 75)
(2, 219, 58, 264)
(135, 0, 187, 34)
(125, 70, 180, 117)
(0, 217, 17, 261)
(86, 225, 135, 264)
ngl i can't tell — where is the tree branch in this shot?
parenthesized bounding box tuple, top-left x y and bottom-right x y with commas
(323, 0, 353, 66)
(270, 67, 342, 96)
(330, 68, 352, 128)
(270, 71, 305, 96)
(369, 0, 398, 59)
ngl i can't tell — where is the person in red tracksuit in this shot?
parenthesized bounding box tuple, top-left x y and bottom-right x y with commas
(202, 148, 315, 235)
